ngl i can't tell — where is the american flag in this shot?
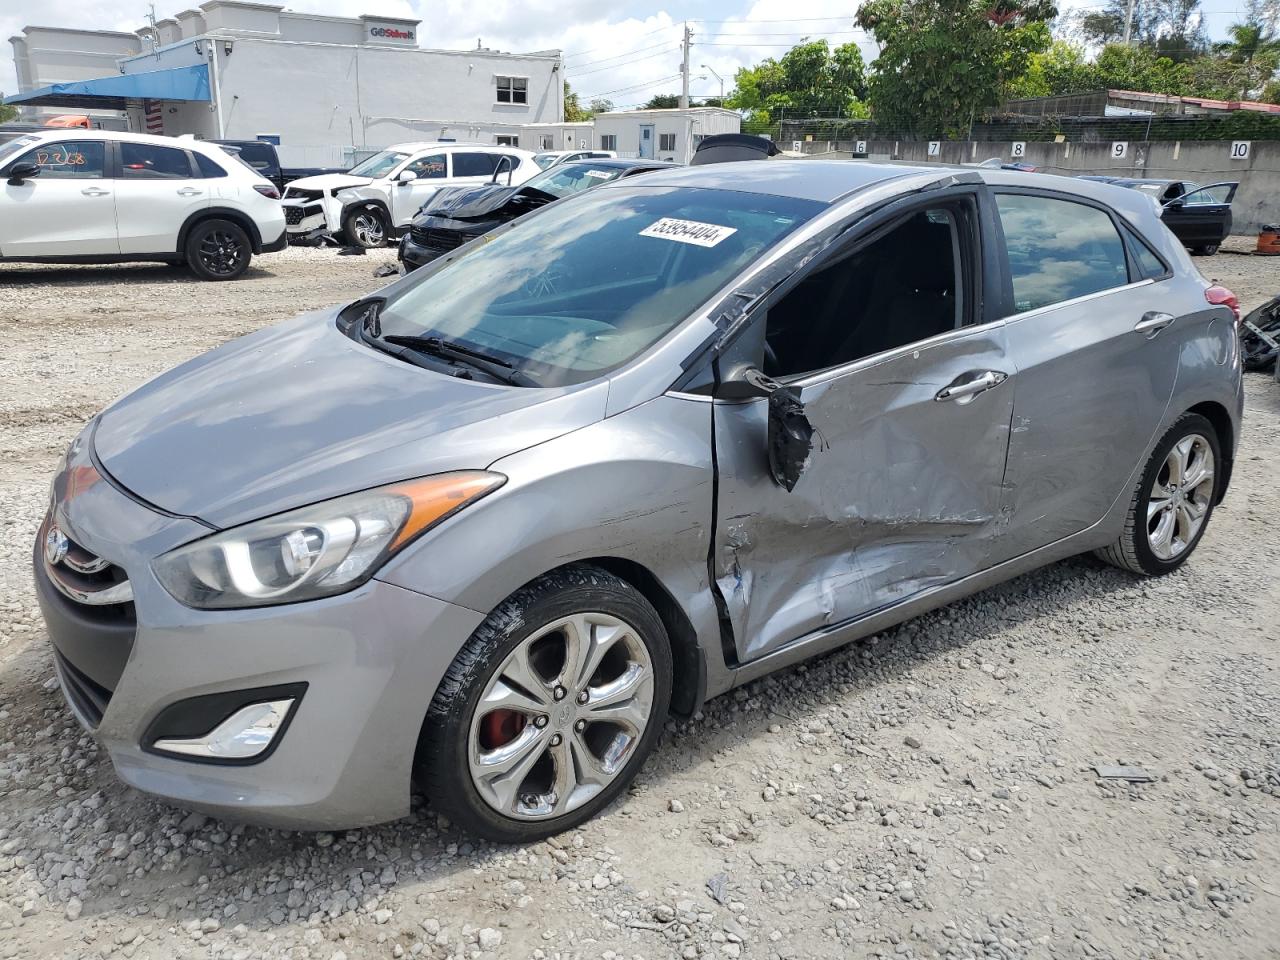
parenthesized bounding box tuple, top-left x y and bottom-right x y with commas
(143, 99, 164, 135)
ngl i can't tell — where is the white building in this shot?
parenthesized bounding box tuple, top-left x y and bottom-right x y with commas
(7, 1, 564, 166)
(593, 108, 741, 164)
(518, 121, 596, 152)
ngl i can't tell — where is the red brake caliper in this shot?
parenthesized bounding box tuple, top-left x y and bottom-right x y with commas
(480, 709, 528, 749)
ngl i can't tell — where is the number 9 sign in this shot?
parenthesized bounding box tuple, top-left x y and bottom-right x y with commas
(1111, 141, 1128, 159)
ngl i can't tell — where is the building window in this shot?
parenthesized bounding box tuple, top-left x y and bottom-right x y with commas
(600, 134, 617, 151)
(659, 133, 676, 152)
(495, 135, 518, 146)
(496, 76, 528, 104)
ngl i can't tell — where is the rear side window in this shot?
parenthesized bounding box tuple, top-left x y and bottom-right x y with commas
(194, 152, 229, 178)
(16, 140, 106, 179)
(121, 143, 194, 179)
(996, 194, 1130, 313)
(1125, 228, 1169, 279)
(452, 152, 496, 177)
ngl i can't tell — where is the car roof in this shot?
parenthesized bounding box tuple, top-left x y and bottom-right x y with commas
(7, 128, 237, 157)
(620, 160, 946, 202)
(387, 142, 532, 154)
(552, 158, 672, 171)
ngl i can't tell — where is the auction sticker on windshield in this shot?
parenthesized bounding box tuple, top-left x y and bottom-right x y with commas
(640, 218, 737, 247)
(583, 169, 613, 179)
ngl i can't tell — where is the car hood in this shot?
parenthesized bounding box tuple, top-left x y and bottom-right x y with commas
(93, 310, 608, 529)
(285, 173, 374, 194)
(421, 183, 556, 221)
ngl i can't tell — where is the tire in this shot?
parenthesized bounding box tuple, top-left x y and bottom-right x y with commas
(1094, 413, 1221, 576)
(342, 205, 389, 248)
(417, 564, 672, 843)
(185, 219, 252, 281)
(1194, 243, 1220, 256)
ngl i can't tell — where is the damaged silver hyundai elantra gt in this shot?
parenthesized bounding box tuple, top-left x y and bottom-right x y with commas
(35, 161, 1243, 842)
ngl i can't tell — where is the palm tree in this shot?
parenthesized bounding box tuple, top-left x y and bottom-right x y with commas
(1214, 19, 1280, 99)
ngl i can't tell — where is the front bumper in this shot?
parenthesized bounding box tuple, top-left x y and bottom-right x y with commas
(35, 441, 485, 829)
(398, 234, 446, 271)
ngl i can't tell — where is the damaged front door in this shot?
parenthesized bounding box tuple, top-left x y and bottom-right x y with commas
(711, 200, 1016, 663)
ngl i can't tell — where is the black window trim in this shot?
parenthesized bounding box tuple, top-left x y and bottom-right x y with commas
(989, 185, 1164, 319)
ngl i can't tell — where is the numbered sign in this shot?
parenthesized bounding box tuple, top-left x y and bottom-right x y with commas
(1011, 141, 1026, 158)
(1231, 140, 1251, 160)
(792, 140, 802, 153)
(927, 141, 941, 157)
(1111, 141, 1128, 159)
(855, 140, 868, 154)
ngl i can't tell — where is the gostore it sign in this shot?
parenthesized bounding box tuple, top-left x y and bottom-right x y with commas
(368, 23, 416, 44)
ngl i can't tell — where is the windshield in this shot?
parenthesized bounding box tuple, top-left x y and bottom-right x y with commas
(524, 163, 628, 199)
(348, 150, 411, 178)
(377, 185, 823, 387)
(532, 153, 560, 170)
(0, 135, 40, 167)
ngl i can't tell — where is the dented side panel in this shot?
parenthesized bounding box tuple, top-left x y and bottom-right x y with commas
(713, 324, 1015, 664)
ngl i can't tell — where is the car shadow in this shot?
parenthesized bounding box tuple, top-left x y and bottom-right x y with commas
(0, 263, 278, 286)
(31, 552, 1147, 930)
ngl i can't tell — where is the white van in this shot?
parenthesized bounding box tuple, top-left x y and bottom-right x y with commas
(282, 143, 540, 247)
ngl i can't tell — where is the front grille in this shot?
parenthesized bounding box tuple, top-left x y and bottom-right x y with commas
(44, 527, 133, 616)
(410, 226, 469, 252)
(284, 187, 323, 202)
(54, 650, 112, 728)
(285, 204, 322, 226)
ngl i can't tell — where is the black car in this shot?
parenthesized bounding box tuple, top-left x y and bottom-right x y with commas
(213, 139, 346, 193)
(399, 158, 671, 270)
(1079, 176, 1238, 255)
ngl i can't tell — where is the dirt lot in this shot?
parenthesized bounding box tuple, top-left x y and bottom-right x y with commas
(0, 244, 1278, 960)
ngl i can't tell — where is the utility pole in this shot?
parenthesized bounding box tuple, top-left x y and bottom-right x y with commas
(680, 22, 692, 109)
(1123, 0, 1136, 44)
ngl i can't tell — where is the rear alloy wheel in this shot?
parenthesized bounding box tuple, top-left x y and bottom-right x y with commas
(186, 219, 252, 281)
(1095, 413, 1221, 575)
(343, 206, 388, 248)
(417, 566, 672, 842)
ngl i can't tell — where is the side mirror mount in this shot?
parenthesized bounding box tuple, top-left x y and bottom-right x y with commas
(717, 363, 783, 400)
(398, 169, 418, 184)
(6, 162, 40, 186)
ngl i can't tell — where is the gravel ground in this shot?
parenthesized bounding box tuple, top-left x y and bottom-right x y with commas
(1, 245, 1278, 960)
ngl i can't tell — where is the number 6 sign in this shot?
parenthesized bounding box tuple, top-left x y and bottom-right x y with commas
(1111, 141, 1128, 159)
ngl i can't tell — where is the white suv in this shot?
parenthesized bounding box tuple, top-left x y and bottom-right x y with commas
(0, 130, 285, 281)
(282, 142, 541, 248)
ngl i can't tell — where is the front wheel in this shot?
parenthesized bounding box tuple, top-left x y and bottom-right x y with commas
(1095, 413, 1220, 576)
(342, 205, 388, 248)
(416, 565, 672, 843)
(185, 219, 252, 281)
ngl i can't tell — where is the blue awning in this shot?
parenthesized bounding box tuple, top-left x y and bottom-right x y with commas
(3, 64, 210, 111)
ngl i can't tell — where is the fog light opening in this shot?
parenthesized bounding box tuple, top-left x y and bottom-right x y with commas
(152, 698, 295, 760)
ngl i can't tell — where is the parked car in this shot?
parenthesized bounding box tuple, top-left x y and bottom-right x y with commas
(532, 149, 617, 170)
(1078, 176, 1237, 255)
(690, 133, 780, 164)
(399, 158, 671, 270)
(0, 129, 285, 280)
(281, 143, 540, 248)
(213, 139, 347, 193)
(976, 157, 1039, 172)
(35, 163, 1241, 841)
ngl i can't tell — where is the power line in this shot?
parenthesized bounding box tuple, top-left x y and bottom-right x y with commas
(579, 73, 685, 99)
(567, 39, 680, 70)
(567, 46, 682, 77)
(563, 23, 680, 59)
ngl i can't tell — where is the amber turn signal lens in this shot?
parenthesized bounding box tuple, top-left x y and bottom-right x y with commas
(387, 471, 506, 550)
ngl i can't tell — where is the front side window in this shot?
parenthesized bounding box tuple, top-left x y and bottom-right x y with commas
(376, 186, 822, 387)
(121, 142, 194, 179)
(996, 193, 1129, 314)
(600, 135, 617, 151)
(659, 133, 676, 152)
(1181, 183, 1235, 205)
(404, 153, 446, 178)
(16, 140, 106, 179)
(764, 205, 967, 378)
(496, 76, 528, 104)
(348, 150, 410, 178)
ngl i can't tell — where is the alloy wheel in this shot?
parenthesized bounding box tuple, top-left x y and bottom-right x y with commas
(350, 211, 385, 246)
(198, 230, 245, 277)
(1146, 433, 1214, 561)
(467, 612, 655, 821)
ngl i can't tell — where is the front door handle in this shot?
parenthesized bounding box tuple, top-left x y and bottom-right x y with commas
(1134, 311, 1175, 337)
(935, 370, 1008, 403)
(177, 187, 203, 197)
(81, 187, 110, 197)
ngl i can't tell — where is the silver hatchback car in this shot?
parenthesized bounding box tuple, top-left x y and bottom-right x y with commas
(35, 162, 1243, 842)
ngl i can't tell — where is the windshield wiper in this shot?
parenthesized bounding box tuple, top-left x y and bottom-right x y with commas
(381, 334, 539, 386)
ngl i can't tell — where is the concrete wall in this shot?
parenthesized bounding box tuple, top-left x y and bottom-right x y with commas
(800, 138, 1279, 234)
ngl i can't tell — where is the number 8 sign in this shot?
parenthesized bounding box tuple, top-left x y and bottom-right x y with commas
(1011, 141, 1026, 158)
(1111, 141, 1128, 159)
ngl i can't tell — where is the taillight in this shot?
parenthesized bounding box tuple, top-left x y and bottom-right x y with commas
(1205, 284, 1240, 322)
(254, 183, 281, 200)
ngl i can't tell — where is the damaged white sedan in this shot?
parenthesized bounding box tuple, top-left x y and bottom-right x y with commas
(37, 161, 1242, 843)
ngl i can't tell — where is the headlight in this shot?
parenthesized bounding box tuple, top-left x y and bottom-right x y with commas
(152, 472, 504, 609)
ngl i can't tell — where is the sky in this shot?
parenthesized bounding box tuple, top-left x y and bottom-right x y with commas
(0, 0, 1256, 108)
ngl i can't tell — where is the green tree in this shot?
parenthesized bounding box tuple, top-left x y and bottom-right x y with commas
(589, 98, 614, 114)
(1091, 42, 1190, 93)
(0, 96, 17, 124)
(1211, 19, 1280, 98)
(856, 0, 1056, 135)
(727, 39, 868, 126)
(564, 81, 591, 122)
(643, 94, 683, 109)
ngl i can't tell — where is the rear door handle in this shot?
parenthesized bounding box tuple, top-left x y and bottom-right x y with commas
(81, 187, 110, 197)
(177, 187, 203, 197)
(1134, 311, 1175, 337)
(935, 370, 1008, 403)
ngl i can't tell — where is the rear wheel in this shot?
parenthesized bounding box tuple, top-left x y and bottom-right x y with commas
(185, 219, 252, 281)
(342, 206, 388, 248)
(1194, 243, 1220, 256)
(1095, 413, 1220, 576)
(417, 565, 672, 843)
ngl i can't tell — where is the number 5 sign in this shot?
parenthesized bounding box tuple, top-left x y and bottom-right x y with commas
(1111, 141, 1128, 159)
(1231, 140, 1251, 159)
